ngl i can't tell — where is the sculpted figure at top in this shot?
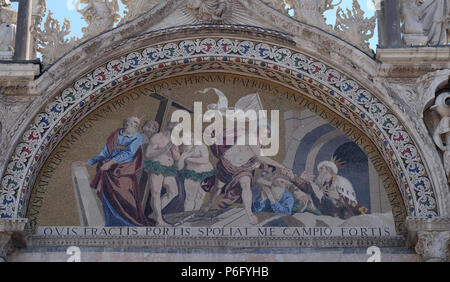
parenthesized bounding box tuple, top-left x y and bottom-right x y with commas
(0, 0, 10, 7)
(186, 0, 231, 23)
(0, 1, 16, 53)
(421, 0, 449, 45)
(401, 0, 449, 45)
(120, 0, 160, 23)
(78, 0, 120, 39)
(400, 0, 424, 35)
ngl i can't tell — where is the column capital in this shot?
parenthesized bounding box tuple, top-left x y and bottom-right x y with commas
(0, 218, 28, 232)
(406, 217, 450, 262)
(0, 218, 28, 262)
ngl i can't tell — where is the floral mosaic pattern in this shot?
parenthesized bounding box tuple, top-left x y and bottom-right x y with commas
(0, 37, 438, 219)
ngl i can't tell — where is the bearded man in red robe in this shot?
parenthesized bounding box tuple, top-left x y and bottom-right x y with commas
(81, 116, 153, 226)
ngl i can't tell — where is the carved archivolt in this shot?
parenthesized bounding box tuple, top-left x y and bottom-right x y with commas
(0, 33, 439, 223)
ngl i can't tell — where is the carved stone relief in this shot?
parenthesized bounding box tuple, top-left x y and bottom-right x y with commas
(400, 0, 428, 46)
(185, 0, 233, 23)
(401, 0, 450, 46)
(0, 1, 17, 59)
(429, 91, 450, 183)
(120, 0, 160, 24)
(30, 0, 379, 66)
(78, 0, 121, 39)
(415, 231, 450, 261)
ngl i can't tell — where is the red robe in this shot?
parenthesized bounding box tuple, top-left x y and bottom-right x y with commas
(210, 129, 261, 209)
(90, 129, 153, 226)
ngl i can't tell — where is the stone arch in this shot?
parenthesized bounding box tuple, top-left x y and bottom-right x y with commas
(0, 28, 442, 235)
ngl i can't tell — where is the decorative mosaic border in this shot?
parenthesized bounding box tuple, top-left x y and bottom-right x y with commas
(0, 37, 438, 219)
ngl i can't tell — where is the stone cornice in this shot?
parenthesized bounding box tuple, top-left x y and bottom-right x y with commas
(0, 63, 40, 82)
(27, 235, 406, 249)
(376, 47, 450, 78)
(406, 217, 450, 233)
(0, 63, 40, 96)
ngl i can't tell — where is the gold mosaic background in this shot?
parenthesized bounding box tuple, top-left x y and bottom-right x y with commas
(27, 73, 403, 229)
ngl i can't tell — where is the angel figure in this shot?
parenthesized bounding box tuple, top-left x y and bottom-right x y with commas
(78, 0, 120, 39)
(120, 0, 160, 23)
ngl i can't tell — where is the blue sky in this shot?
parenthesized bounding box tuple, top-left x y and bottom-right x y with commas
(14, 0, 378, 51)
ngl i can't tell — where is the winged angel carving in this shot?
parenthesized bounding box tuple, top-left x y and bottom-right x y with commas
(185, 0, 232, 23)
(78, 0, 121, 39)
(120, 0, 161, 23)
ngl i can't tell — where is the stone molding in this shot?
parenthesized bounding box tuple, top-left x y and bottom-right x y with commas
(376, 47, 450, 78)
(0, 62, 40, 96)
(27, 234, 406, 249)
(376, 47, 450, 64)
(0, 218, 28, 232)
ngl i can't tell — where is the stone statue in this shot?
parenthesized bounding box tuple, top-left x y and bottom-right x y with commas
(120, 0, 160, 23)
(186, 0, 231, 23)
(400, 0, 428, 46)
(430, 91, 450, 183)
(421, 0, 449, 45)
(78, 0, 120, 39)
(0, 0, 11, 7)
(401, 0, 449, 46)
(0, 2, 16, 57)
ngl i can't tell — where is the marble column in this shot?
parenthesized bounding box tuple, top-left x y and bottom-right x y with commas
(12, 0, 33, 60)
(377, 0, 403, 48)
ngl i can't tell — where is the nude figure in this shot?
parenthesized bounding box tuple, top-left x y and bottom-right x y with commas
(178, 137, 215, 212)
(144, 122, 181, 226)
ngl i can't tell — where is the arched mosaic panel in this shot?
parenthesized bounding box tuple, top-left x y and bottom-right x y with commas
(0, 37, 438, 221)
